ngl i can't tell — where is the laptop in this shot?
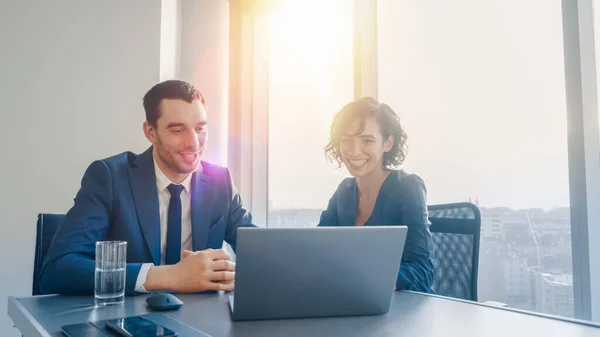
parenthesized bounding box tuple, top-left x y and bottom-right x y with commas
(228, 226, 408, 321)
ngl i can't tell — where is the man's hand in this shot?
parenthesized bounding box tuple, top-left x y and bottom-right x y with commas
(145, 249, 235, 292)
(182, 249, 236, 288)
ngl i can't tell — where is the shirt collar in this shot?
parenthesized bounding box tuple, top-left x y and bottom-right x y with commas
(153, 159, 192, 195)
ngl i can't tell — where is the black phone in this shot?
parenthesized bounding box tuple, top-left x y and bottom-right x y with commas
(61, 322, 109, 337)
(105, 316, 178, 337)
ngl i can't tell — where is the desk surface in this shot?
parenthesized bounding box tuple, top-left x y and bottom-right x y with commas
(8, 291, 600, 337)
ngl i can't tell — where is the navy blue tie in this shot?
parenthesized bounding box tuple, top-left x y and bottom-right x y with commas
(166, 184, 184, 265)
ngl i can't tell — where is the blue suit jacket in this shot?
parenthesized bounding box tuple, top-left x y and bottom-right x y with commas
(39, 147, 254, 295)
(317, 170, 435, 293)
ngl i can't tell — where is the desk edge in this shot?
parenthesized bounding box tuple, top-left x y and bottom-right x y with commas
(7, 296, 53, 337)
(404, 291, 600, 328)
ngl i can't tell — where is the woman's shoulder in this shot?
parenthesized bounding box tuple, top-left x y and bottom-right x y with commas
(385, 170, 428, 208)
(334, 176, 356, 193)
(388, 169, 427, 188)
(384, 170, 428, 203)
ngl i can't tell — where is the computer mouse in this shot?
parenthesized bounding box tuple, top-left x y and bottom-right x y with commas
(146, 293, 184, 311)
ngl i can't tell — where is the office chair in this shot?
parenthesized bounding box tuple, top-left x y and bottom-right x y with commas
(32, 213, 65, 295)
(428, 202, 481, 301)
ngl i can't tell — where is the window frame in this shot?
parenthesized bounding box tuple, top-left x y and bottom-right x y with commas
(228, 0, 269, 227)
(561, 0, 600, 321)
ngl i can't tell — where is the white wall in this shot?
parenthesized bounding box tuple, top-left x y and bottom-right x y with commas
(0, 1, 162, 335)
(0, 1, 231, 334)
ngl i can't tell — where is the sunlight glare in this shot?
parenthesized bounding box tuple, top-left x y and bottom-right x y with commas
(269, 0, 353, 77)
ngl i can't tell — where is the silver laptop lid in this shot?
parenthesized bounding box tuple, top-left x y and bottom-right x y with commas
(231, 226, 408, 320)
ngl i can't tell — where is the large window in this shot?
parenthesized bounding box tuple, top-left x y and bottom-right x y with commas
(236, 0, 600, 321)
(266, 0, 354, 227)
(377, 0, 573, 316)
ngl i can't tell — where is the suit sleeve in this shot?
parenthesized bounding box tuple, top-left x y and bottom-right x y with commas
(395, 175, 435, 293)
(39, 160, 144, 296)
(224, 168, 256, 252)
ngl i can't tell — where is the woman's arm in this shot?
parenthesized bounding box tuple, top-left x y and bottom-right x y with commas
(395, 174, 435, 293)
(317, 188, 339, 227)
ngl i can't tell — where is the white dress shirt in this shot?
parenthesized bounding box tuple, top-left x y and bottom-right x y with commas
(134, 159, 194, 293)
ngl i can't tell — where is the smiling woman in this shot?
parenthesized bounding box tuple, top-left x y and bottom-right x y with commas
(316, 96, 436, 293)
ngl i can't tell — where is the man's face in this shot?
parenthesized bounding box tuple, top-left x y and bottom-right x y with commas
(144, 99, 207, 182)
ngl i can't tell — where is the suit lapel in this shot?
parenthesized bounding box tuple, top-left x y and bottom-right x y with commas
(191, 167, 212, 250)
(129, 147, 161, 265)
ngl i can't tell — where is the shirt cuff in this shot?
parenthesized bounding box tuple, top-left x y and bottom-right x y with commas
(135, 263, 154, 293)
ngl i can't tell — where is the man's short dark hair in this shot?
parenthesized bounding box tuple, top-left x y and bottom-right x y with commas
(142, 80, 205, 126)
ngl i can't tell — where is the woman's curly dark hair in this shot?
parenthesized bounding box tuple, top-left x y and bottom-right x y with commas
(324, 97, 408, 169)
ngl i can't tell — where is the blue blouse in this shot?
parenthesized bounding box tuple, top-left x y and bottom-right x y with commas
(317, 170, 435, 293)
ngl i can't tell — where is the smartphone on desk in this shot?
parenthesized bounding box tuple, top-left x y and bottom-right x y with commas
(105, 316, 177, 337)
(61, 322, 108, 337)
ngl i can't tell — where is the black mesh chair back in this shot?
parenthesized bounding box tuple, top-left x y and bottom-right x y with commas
(428, 202, 481, 301)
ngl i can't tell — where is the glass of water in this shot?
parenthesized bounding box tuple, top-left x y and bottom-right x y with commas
(95, 241, 127, 306)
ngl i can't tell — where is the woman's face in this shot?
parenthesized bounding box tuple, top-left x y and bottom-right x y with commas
(339, 116, 393, 178)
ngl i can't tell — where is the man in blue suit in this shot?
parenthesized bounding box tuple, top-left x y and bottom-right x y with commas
(40, 80, 255, 295)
